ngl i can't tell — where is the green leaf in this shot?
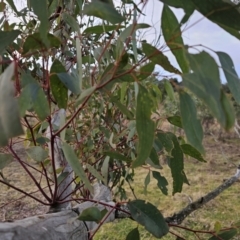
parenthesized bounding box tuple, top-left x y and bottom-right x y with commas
(162, 5, 189, 73)
(62, 142, 93, 193)
(76, 85, 96, 105)
(57, 172, 69, 185)
(78, 207, 103, 223)
(183, 51, 234, 130)
(149, 147, 160, 165)
(144, 171, 150, 195)
(190, 0, 240, 40)
(86, 164, 107, 185)
(164, 80, 175, 101)
(62, 13, 79, 32)
(0, 120, 8, 146)
(132, 85, 155, 167)
(20, 82, 49, 121)
(164, 132, 184, 194)
(181, 144, 206, 162)
(0, 62, 23, 144)
(50, 74, 68, 109)
(126, 228, 140, 240)
(214, 221, 222, 234)
(217, 52, 240, 104)
(138, 62, 155, 81)
(84, 25, 124, 34)
(0, 30, 21, 54)
(104, 151, 131, 163)
(119, 23, 150, 42)
(220, 90, 235, 130)
(158, 0, 195, 24)
(179, 91, 204, 154)
(167, 116, 183, 128)
(142, 42, 181, 74)
(152, 171, 168, 195)
(83, 1, 125, 24)
(157, 132, 174, 153)
(0, 153, 13, 169)
(208, 229, 237, 240)
(57, 73, 80, 95)
(29, 0, 49, 47)
(128, 200, 169, 238)
(26, 146, 48, 162)
(111, 96, 134, 120)
(22, 33, 61, 54)
(49, 60, 68, 109)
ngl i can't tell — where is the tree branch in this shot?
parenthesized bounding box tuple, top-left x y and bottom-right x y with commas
(165, 165, 240, 225)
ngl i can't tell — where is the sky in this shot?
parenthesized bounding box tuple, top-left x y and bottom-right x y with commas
(12, 0, 240, 82)
(137, 0, 240, 82)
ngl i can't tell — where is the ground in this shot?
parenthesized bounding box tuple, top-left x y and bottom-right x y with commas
(1, 122, 240, 239)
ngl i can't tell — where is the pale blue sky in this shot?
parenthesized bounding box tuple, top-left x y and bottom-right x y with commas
(138, 0, 240, 82)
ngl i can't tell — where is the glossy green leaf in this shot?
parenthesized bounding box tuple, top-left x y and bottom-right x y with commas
(0, 153, 13, 169)
(62, 142, 93, 193)
(217, 51, 240, 104)
(152, 171, 168, 195)
(29, 0, 49, 46)
(167, 116, 182, 128)
(142, 42, 181, 74)
(86, 164, 107, 185)
(208, 229, 237, 240)
(181, 144, 206, 162)
(0, 30, 21, 53)
(78, 207, 103, 223)
(0, 62, 23, 143)
(132, 85, 155, 167)
(26, 146, 48, 162)
(22, 33, 61, 54)
(83, 1, 125, 24)
(183, 51, 234, 130)
(104, 151, 131, 163)
(128, 200, 169, 238)
(179, 91, 204, 154)
(126, 228, 140, 240)
(57, 73, 80, 95)
(162, 5, 188, 73)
